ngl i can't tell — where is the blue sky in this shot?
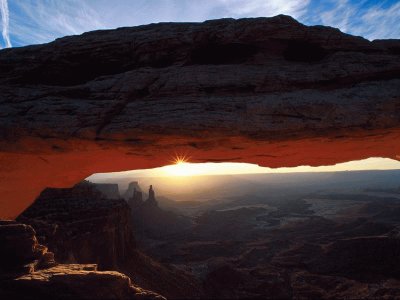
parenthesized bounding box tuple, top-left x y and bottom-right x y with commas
(0, 0, 399, 48)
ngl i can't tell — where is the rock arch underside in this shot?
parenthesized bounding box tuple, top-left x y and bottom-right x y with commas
(0, 15, 399, 220)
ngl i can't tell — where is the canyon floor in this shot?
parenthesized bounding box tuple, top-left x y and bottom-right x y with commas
(3, 170, 400, 299)
(131, 174, 400, 299)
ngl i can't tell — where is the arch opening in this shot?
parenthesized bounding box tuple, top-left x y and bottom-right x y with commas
(1, 130, 400, 220)
(13, 155, 400, 298)
(86, 157, 400, 202)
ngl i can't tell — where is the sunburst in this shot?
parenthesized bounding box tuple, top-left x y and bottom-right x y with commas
(171, 153, 191, 165)
(161, 153, 194, 176)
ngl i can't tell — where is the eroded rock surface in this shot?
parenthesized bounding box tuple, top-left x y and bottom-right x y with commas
(1, 15, 399, 143)
(95, 183, 121, 199)
(17, 181, 135, 270)
(134, 186, 400, 299)
(0, 15, 399, 218)
(0, 220, 56, 278)
(17, 182, 204, 298)
(0, 220, 165, 299)
(1, 264, 165, 300)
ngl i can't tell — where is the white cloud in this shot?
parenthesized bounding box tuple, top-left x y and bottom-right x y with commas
(8, 0, 311, 46)
(355, 1, 400, 40)
(309, 0, 400, 40)
(5, 0, 399, 47)
(10, 0, 104, 46)
(217, 0, 310, 19)
(0, 0, 11, 48)
(319, 0, 357, 33)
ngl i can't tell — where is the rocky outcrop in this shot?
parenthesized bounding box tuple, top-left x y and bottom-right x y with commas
(0, 220, 56, 279)
(0, 15, 399, 219)
(0, 221, 164, 299)
(94, 183, 120, 199)
(17, 181, 135, 270)
(1, 264, 164, 300)
(128, 185, 192, 239)
(17, 181, 204, 298)
(128, 188, 144, 208)
(124, 182, 143, 200)
(146, 185, 158, 207)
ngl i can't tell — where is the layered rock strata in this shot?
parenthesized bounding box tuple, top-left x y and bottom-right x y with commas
(0, 15, 399, 218)
(17, 181, 204, 298)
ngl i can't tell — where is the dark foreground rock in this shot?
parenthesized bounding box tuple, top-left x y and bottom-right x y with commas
(1, 264, 164, 300)
(18, 181, 136, 270)
(0, 220, 56, 279)
(17, 181, 204, 299)
(0, 220, 164, 299)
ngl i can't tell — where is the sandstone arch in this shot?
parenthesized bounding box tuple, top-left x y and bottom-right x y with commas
(0, 15, 399, 219)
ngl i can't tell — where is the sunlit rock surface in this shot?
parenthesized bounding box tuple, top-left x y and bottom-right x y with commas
(1, 264, 165, 300)
(0, 15, 399, 218)
(0, 220, 164, 299)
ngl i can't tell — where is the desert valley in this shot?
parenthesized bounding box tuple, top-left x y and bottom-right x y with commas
(8, 169, 400, 299)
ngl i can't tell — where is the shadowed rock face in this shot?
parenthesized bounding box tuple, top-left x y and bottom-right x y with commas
(0, 221, 164, 299)
(94, 183, 121, 199)
(0, 220, 56, 278)
(16, 182, 204, 299)
(0, 15, 399, 218)
(17, 181, 135, 270)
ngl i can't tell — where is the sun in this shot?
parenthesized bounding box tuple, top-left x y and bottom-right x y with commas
(173, 154, 190, 165)
(161, 154, 197, 176)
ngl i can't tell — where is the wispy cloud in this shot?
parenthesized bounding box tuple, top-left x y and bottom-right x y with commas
(0, 0, 11, 48)
(4, 0, 399, 47)
(217, 0, 310, 19)
(9, 0, 104, 46)
(355, 1, 400, 40)
(304, 0, 400, 40)
(8, 0, 311, 47)
(319, 0, 358, 33)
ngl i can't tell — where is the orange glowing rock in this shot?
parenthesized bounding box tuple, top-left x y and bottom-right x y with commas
(0, 16, 399, 218)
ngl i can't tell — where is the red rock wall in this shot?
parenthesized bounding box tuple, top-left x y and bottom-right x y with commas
(0, 16, 399, 219)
